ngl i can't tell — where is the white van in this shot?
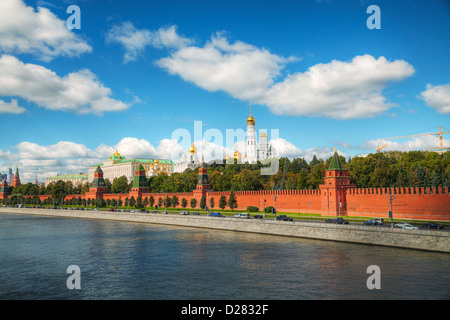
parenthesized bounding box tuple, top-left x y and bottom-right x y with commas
(234, 213, 250, 219)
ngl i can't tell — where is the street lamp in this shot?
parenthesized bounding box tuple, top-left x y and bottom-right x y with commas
(389, 186, 395, 229)
(274, 195, 277, 220)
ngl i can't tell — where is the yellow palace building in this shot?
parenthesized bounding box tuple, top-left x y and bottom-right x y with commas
(88, 150, 173, 184)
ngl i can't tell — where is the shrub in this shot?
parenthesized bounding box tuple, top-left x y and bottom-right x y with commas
(264, 206, 274, 213)
(247, 206, 259, 212)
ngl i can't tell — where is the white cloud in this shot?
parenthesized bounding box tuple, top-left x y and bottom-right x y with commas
(421, 83, 450, 114)
(265, 55, 415, 119)
(365, 135, 449, 153)
(0, 0, 91, 61)
(157, 31, 297, 102)
(152, 27, 414, 119)
(269, 138, 346, 162)
(0, 99, 26, 114)
(106, 23, 190, 63)
(0, 54, 129, 115)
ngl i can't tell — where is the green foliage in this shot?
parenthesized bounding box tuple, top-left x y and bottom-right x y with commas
(247, 206, 259, 212)
(219, 195, 227, 210)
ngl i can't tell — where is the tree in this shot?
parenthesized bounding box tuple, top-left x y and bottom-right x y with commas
(200, 196, 206, 209)
(111, 176, 130, 194)
(219, 195, 227, 210)
(136, 196, 143, 209)
(129, 196, 136, 207)
(181, 198, 187, 208)
(172, 195, 179, 208)
(228, 191, 237, 210)
(190, 198, 197, 209)
(149, 196, 154, 208)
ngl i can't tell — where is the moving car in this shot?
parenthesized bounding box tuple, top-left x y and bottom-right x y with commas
(211, 212, 224, 217)
(179, 211, 189, 215)
(395, 222, 407, 228)
(422, 222, 444, 229)
(373, 218, 384, 225)
(276, 215, 293, 221)
(234, 213, 250, 219)
(401, 223, 419, 230)
(364, 219, 378, 225)
(253, 215, 263, 219)
(325, 217, 349, 224)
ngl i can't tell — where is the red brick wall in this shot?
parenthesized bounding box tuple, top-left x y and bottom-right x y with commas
(346, 187, 450, 221)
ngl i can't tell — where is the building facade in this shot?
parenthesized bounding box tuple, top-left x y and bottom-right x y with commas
(45, 174, 89, 187)
(88, 150, 174, 183)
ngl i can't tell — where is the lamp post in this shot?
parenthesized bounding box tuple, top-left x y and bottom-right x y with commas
(389, 186, 395, 229)
(274, 195, 277, 220)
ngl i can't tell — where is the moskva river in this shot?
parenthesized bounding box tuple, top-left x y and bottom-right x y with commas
(1, 213, 449, 300)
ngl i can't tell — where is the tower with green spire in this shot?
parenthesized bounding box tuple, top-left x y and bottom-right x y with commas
(320, 149, 356, 216)
(193, 156, 211, 202)
(86, 165, 108, 200)
(129, 164, 149, 199)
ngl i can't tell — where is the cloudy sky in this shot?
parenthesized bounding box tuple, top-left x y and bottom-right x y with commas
(0, 0, 449, 182)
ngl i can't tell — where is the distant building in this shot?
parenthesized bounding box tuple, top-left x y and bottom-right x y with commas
(88, 150, 174, 183)
(174, 143, 201, 173)
(244, 110, 275, 164)
(45, 174, 89, 187)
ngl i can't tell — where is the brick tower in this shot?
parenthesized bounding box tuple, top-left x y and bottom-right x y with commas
(193, 157, 211, 200)
(0, 179, 9, 201)
(86, 165, 108, 199)
(12, 165, 21, 188)
(129, 164, 149, 199)
(320, 149, 356, 216)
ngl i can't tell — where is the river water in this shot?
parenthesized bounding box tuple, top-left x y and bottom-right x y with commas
(1, 213, 449, 300)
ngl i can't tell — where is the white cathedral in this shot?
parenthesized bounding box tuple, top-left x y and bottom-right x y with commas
(174, 110, 275, 172)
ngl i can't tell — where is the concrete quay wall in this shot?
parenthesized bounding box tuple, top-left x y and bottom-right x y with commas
(1, 207, 449, 253)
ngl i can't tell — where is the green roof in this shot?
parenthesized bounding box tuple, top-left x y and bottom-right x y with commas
(328, 151, 345, 170)
(90, 158, 173, 167)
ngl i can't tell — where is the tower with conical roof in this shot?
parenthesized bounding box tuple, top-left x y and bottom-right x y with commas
(320, 149, 356, 216)
(86, 165, 108, 200)
(193, 156, 211, 201)
(130, 164, 149, 199)
(12, 165, 21, 188)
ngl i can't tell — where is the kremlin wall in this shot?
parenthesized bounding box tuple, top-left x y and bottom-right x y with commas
(2, 150, 449, 222)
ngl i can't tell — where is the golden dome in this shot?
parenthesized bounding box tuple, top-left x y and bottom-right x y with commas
(234, 149, 242, 159)
(247, 111, 255, 125)
(260, 131, 268, 138)
(189, 143, 197, 154)
(113, 149, 121, 156)
(154, 157, 159, 164)
(224, 155, 230, 160)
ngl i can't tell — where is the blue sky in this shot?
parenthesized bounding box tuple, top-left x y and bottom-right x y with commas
(0, 0, 449, 182)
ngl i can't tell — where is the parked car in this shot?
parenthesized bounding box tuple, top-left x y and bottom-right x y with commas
(179, 211, 189, 215)
(253, 215, 263, 219)
(364, 219, 378, 225)
(211, 212, 224, 217)
(192, 212, 200, 215)
(401, 223, 419, 230)
(422, 222, 444, 229)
